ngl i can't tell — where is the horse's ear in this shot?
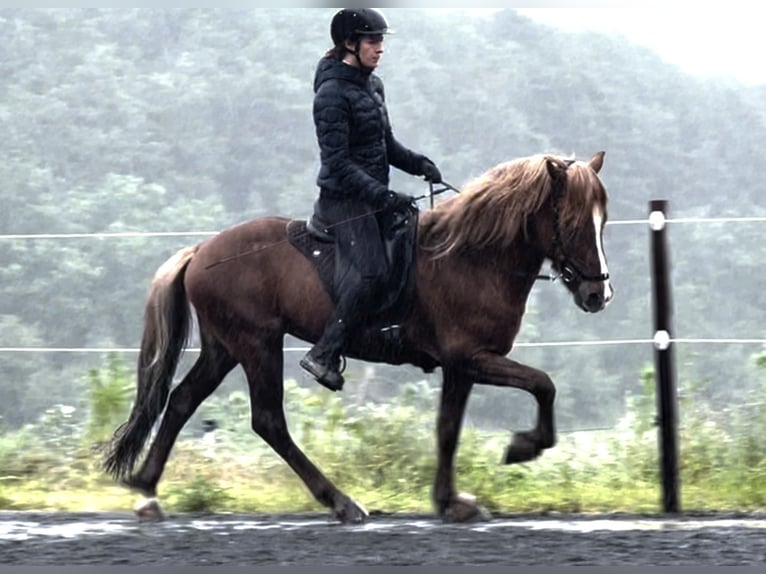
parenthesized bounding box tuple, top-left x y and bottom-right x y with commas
(589, 151, 605, 174)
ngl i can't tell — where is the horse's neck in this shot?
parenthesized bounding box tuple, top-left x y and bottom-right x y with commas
(416, 208, 546, 293)
(421, 242, 545, 303)
(489, 243, 546, 293)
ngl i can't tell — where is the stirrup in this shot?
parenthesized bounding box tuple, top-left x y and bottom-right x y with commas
(299, 353, 345, 392)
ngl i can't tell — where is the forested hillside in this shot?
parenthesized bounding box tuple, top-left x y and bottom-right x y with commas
(1, 8, 764, 431)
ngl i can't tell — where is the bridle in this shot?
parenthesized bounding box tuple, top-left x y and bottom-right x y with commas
(547, 164, 610, 289)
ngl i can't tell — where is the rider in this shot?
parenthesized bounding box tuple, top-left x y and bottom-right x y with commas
(300, 8, 443, 392)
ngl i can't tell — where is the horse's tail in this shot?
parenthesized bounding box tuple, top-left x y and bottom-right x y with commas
(102, 245, 198, 480)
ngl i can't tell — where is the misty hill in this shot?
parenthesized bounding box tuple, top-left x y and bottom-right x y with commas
(0, 8, 764, 430)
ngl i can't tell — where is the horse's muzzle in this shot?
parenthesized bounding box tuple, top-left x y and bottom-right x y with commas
(577, 282, 613, 313)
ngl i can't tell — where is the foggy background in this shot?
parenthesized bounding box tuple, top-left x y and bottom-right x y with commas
(1, 8, 764, 439)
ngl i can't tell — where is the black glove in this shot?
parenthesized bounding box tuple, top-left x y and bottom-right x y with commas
(421, 157, 442, 184)
(380, 190, 416, 212)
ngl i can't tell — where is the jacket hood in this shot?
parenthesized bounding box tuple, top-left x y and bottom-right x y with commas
(313, 56, 371, 93)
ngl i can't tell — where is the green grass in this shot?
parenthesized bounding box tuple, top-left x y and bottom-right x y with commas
(1, 359, 765, 516)
(1, 417, 763, 516)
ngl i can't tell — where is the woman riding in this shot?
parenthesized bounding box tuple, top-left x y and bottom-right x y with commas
(299, 8, 443, 391)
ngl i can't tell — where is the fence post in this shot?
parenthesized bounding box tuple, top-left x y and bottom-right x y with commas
(648, 200, 680, 513)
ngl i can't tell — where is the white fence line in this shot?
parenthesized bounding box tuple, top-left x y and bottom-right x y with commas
(2, 216, 766, 241)
(607, 216, 766, 226)
(2, 338, 765, 354)
(0, 231, 218, 240)
(1, 215, 764, 355)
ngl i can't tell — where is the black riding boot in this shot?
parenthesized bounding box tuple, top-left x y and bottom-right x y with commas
(300, 272, 382, 392)
(300, 316, 348, 392)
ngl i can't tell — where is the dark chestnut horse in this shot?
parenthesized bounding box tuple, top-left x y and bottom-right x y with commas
(103, 151, 613, 523)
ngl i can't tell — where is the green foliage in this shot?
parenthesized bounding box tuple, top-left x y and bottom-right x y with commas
(85, 353, 133, 445)
(327, 383, 439, 499)
(0, 316, 62, 426)
(1, 366, 766, 514)
(168, 475, 233, 513)
(0, 426, 48, 480)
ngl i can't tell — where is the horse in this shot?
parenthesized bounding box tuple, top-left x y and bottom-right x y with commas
(102, 151, 613, 524)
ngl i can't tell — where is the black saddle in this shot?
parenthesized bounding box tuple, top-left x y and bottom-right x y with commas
(286, 205, 419, 331)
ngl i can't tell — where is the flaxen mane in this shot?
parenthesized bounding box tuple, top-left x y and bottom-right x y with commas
(420, 154, 607, 259)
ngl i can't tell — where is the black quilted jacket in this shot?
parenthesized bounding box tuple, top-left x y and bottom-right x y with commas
(312, 56, 427, 205)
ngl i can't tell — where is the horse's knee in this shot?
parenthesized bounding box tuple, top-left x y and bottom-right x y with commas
(536, 375, 556, 405)
(532, 375, 556, 449)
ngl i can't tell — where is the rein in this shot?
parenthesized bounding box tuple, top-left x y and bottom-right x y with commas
(420, 181, 461, 208)
(205, 181, 463, 270)
(203, 171, 606, 287)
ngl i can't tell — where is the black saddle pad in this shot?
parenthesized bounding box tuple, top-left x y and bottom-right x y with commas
(286, 208, 419, 324)
(286, 219, 337, 302)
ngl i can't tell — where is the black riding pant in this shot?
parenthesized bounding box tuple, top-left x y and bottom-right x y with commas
(311, 195, 388, 360)
(316, 195, 388, 279)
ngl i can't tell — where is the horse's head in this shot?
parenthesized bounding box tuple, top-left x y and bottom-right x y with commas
(545, 151, 614, 313)
(419, 151, 614, 314)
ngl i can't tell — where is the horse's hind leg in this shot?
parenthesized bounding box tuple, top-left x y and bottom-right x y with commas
(124, 337, 236, 520)
(242, 335, 368, 524)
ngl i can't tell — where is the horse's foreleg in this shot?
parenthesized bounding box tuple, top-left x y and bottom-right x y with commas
(433, 365, 489, 522)
(243, 338, 368, 524)
(468, 352, 556, 464)
(125, 340, 236, 520)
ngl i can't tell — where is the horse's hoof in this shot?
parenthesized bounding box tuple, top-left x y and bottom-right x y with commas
(334, 497, 369, 524)
(134, 497, 166, 523)
(503, 432, 542, 464)
(443, 492, 491, 523)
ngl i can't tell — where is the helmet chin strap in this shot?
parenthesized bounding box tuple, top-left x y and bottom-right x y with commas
(348, 38, 374, 73)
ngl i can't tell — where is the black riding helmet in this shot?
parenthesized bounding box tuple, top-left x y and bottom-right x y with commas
(330, 8, 392, 46)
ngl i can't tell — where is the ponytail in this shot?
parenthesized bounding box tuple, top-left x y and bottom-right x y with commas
(325, 44, 346, 60)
